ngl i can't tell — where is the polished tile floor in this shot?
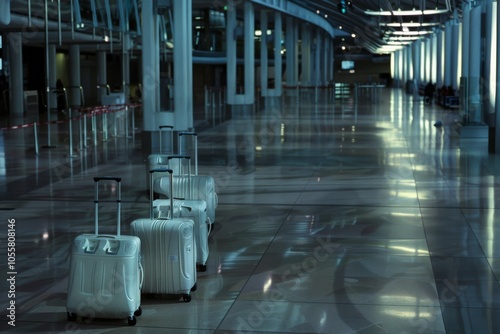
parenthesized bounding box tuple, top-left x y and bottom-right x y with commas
(1, 87, 500, 333)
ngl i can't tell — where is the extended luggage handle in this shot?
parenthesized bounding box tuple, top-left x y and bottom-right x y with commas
(159, 125, 174, 155)
(178, 132, 198, 175)
(167, 155, 192, 200)
(93, 176, 122, 236)
(149, 168, 174, 219)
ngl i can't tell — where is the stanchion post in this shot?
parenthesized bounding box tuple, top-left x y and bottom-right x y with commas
(34, 122, 39, 155)
(92, 112, 97, 146)
(83, 112, 88, 148)
(68, 108, 77, 158)
(125, 105, 129, 138)
(103, 111, 108, 141)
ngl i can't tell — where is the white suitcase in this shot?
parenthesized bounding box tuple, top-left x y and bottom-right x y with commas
(145, 125, 178, 192)
(155, 131, 218, 224)
(153, 155, 210, 271)
(66, 177, 142, 326)
(131, 169, 197, 302)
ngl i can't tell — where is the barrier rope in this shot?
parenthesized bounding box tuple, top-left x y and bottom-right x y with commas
(0, 103, 141, 131)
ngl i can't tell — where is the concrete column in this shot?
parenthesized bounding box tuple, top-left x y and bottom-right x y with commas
(97, 51, 107, 103)
(436, 30, 444, 88)
(260, 10, 269, 96)
(412, 41, 421, 99)
(468, 6, 482, 123)
(285, 17, 298, 86)
(273, 11, 283, 96)
(226, 4, 238, 104)
(141, 0, 159, 132)
(7, 32, 23, 118)
(495, 0, 500, 152)
(444, 22, 452, 87)
(451, 22, 460, 90)
(173, 0, 193, 130)
(69, 45, 81, 108)
(301, 24, 311, 85)
(315, 30, 321, 86)
(49, 44, 57, 109)
(462, 3, 471, 81)
(243, 1, 255, 104)
(226, 1, 254, 105)
(122, 34, 130, 104)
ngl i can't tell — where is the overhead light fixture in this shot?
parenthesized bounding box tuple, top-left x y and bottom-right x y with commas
(380, 22, 440, 27)
(390, 30, 433, 35)
(365, 0, 450, 16)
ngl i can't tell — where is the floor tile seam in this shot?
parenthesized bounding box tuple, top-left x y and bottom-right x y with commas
(213, 206, 296, 332)
(231, 299, 444, 308)
(414, 164, 449, 332)
(458, 206, 496, 276)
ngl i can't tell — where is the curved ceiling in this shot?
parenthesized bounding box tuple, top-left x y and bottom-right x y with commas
(287, 0, 462, 55)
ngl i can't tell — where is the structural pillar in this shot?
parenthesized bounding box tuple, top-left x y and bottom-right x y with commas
(173, 0, 193, 130)
(285, 17, 299, 87)
(226, 1, 254, 105)
(69, 45, 81, 108)
(97, 50, 107, 103)
(301, 23, 311, 85)
(7, 32, 23, 118)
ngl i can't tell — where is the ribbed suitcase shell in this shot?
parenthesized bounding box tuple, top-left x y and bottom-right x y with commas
(130, 218, 196, 299)
(154, 198, 209, 269)
(155, 175, 217, 224)
(66, 235, 142, 319)
(145, 125, 177, 189)
(131, 168, 197, 302)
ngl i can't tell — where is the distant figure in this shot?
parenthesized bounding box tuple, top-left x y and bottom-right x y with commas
(424, 82, 435, 104)
(56, 79, 66, 113)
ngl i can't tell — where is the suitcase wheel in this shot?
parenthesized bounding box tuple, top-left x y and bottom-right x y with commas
(182, 294, 191, 302)
(67, 312, 77, 322)
(134, 306, 142, 317)
(197, 264, 207, 272)
(191, 282, 198, 292)
(127, 315, 137, 326)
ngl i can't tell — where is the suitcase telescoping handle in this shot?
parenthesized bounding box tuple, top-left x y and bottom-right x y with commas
(149, 168, 174, 219)
(167, 155, 192, 200)
(178, 132, 198, 175)
(93, 176, 122, 236)
(159, 125, 174, 155)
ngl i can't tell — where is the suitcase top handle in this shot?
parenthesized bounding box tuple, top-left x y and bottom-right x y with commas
(179, 132, 197, 136)
(94, 176, 122, 183)
(159, 125, 173, 130)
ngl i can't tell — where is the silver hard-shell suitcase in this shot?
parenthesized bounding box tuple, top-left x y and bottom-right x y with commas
(131, 169, 197, 302)
(66, 177, 142, 326)
(146, 125, 177, 192)
(154, 132, 218, 224)
(153, 155, 210, 271)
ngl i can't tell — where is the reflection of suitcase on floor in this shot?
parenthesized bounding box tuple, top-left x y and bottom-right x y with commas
(145, 125, 176, 191)
(153, 155, 209, 271)
(155, 132, 218, 224)
(131, 169, 197, 302)
(66, 177, 142, 326)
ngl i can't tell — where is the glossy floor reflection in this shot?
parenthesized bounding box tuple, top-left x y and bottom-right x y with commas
(1, 88, 500, 333)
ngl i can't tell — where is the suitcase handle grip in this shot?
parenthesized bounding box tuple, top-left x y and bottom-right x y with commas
(178, 131, 197, 137)
(167, 155, 190, 160)
(94, 176, 122, 183)
(149, 168, 173, 174)
(93, 176, 122, 236)
(159, 125, 174, 130)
